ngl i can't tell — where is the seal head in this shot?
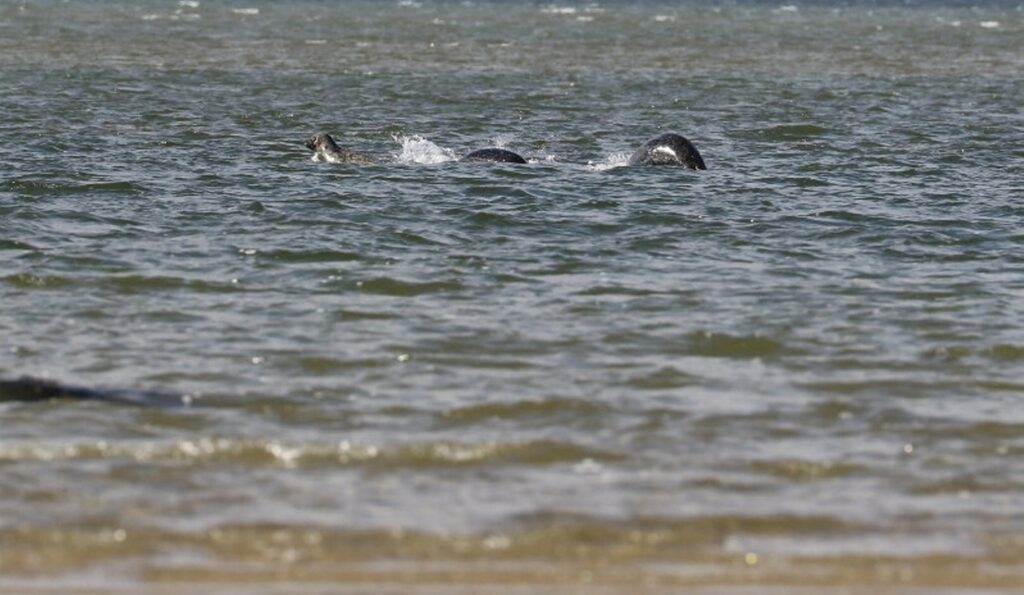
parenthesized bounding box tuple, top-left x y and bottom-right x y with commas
(461, 148, 528, 164)
(628, 133, 706, 169)
(305, 132, 374, 164)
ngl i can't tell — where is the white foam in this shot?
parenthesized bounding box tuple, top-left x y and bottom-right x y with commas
(394, 135, 457, 164)
(586, 152, 630, 172)
(979, 21, 1000, 29)
(233, 8, 259, 15)
(178, 0, 199, 7)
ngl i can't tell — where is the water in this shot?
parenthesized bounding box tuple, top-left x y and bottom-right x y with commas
(1, 0, 1023, 590)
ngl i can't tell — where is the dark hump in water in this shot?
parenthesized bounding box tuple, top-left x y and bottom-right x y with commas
(628, 133, 707, 170)
(0, 376, 187, 407)
(304, 131, 374, 164)
(461, 148, 528, 164)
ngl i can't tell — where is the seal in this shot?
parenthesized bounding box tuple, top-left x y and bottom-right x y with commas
(628, 133, 706, 169)
(0, 376, 187, 407)
(305, 132, 374, 164)
(461, 148, 528, 164)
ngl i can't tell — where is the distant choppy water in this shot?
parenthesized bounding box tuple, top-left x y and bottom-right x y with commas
(1, 0, 1023, 590)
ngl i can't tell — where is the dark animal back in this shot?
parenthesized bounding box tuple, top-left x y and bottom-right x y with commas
(461, 148, 527, 164)
(628, 133, 706, 170)
(0, 376, 186, 407)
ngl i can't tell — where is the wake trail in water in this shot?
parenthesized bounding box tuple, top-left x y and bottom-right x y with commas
(586, 152, 630, 171)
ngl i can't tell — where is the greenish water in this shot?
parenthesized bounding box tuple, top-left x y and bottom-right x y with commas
(1, 0, 1023, 590)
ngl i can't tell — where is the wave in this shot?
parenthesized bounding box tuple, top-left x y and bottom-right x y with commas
(0, 437, 620, 468)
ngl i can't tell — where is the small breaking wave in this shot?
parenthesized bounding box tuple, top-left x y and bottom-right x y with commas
(0, 437, 619, 468)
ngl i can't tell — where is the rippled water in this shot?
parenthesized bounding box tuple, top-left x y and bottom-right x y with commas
(1, 0, 1023, 591)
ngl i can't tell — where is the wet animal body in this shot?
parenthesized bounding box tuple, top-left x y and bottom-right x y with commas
(0, 376, 185, 407)
(305, 132, 374, 164)
(461, 148, 527, 164)
(628, 133, 707, 169)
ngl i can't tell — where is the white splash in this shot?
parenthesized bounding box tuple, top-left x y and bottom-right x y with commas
(979, 21, 1000, 29)
(394, 135, 457, 164)
(490, 133, 515, 149)
(586, 152, 630, 172)
(233, 8, 259, 15)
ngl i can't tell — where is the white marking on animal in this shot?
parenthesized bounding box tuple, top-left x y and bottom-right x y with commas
(653, 146, 678, 159)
